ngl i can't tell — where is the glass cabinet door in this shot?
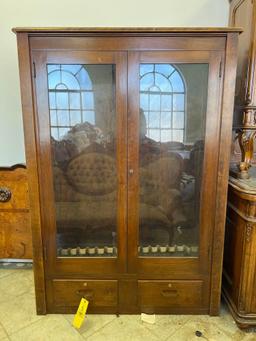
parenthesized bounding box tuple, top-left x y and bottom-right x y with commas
(128, 51, 222, 275)
(33, 51, 127, 275)
(139, 62, 208, 258)
(48, 64, 118, 258)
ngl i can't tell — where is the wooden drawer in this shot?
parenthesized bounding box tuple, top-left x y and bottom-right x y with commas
(51, 279, 118, 309)
(138, 280, 203, 309)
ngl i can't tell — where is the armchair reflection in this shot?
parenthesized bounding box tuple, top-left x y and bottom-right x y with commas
(52, 117, 202, 258)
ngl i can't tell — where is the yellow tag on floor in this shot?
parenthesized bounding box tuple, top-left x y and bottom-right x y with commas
(72, 298, 89, 329)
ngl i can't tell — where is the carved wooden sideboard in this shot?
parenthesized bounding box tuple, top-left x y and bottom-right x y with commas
(223, 176, 256, 328)
(223, 0, 256, 329)
(0, 165, 32, 259)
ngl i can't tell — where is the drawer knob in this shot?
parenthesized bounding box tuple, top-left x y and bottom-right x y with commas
(0, 187, 12, 202)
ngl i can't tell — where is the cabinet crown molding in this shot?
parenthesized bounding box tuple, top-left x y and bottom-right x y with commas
(12, 27, 243, 35)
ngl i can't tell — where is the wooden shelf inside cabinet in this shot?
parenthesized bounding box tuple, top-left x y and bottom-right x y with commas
(14, 27, 239, 315)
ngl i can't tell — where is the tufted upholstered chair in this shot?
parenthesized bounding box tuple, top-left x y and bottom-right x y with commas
(53, 142, 186, 246)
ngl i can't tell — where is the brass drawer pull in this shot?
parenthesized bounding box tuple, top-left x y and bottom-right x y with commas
(76, 289, 94, 299)
(0, 187, 12, 202)
(161, 289, 178, 298)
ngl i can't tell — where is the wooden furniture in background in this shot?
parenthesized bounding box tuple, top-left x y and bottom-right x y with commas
(222, 0, 256, 329)
(223, 176, 256, 328)
(14, 27, 239, 315)
(0, 164, 32, 259)
(229, 0, 256, 178)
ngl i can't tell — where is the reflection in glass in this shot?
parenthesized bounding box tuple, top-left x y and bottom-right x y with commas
(140, 64, 185, 143)
(139, 63, 208, 258)
(47, 64, 117, 258)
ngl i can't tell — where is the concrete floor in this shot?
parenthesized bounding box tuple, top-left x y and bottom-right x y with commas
(0, 268, 255, 341)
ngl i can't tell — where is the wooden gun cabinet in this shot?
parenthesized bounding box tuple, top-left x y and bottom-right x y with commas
(14, 27, 240, 315)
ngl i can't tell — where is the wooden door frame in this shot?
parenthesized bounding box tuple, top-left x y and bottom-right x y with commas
(32, 50, 128, 278)
(127, 50, 223, 282)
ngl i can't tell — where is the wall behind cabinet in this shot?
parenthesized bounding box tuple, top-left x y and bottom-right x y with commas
(0, 0, 229, 165)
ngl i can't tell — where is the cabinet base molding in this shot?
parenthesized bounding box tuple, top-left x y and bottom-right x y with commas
(222, 287, 256, 329)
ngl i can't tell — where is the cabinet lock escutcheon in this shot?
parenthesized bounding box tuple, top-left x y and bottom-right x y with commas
(0, 187, 12, 202)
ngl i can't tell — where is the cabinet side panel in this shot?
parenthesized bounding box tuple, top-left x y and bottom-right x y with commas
(16, 33, 46, 314)
(209, 33, 239, 315)
(223, 202, 244, 307)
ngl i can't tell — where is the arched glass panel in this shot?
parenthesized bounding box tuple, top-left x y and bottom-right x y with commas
(169, 70, 185, 92)
(47, 64, 95, 140)
(61, 71, 80, 90)
(155, 73, 172, 92)
(155, 64, 174, 77)
(76, 67, 93, 90)
(48, 70, 61, 89)
(140, 63, 186, 143)
(140, 73, 154, 91)
(140, 64, 154, 76)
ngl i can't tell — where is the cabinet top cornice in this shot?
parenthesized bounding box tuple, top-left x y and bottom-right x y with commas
(12, 27, 242, 35)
